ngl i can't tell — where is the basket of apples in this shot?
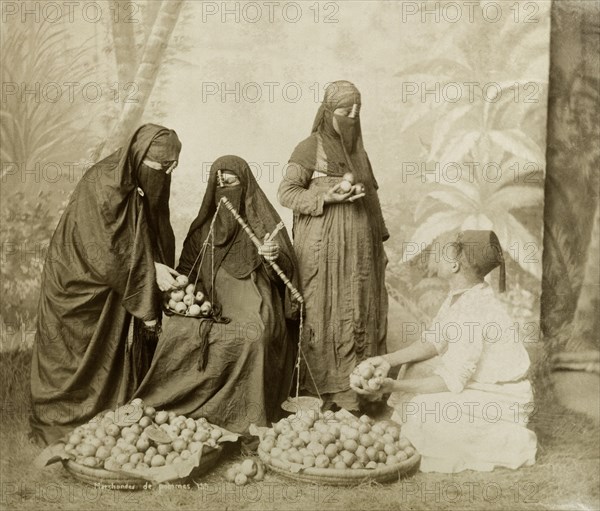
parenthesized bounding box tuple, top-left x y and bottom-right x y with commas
(36, 398, 239, 489)
(164, 275, 213, 318)
(252, 409, 419, 486)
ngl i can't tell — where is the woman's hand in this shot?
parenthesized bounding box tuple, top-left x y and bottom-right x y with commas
(378, 377, 396, 394)
(258, 234, 280, 262)
(154, 262, 179, 292)
(323, 183, 355, 204)
(350, 376, 396, 396)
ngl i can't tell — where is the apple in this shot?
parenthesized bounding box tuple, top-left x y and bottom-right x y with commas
(144, 406, 156, 419)
(339, 180, 352, 193)
(168, 299, 178, 310)
(195, 291, 205, 303)
(200, 301, 212, 316)
(254, 460, 265, 481)
(193, 430, 210, 442)
(234, 473, 248, 486)
(170, 290, 185, 302)
(68, 433, 82, 445)
(367, 378, 382, 391)
(129, 452, 143, 465)
(343, 172, 355, 184)
(240, 459, 257, 477)
(188, 304, 201, 317)
(315, 454, 330, 468)
(175, 275, 189, 287)
(155, 411, 169, 425)
(82, 456, 99, 468)
(374, 367, 388, 378)
(172, 439, 187, 453)
(358, 363, 374, 379)
(151, 454, 166, 467)
(175, 302, 187, 314)
(225, 467, 238, 482)
(95, 446, 111, 460)
(349, 374, 362, 388)
(103, 436, 116, 448)
(185, 284, 195, 295)
(183, 294, 195, 306)
(136, 437, 150, 452)
(354, 183, 365, 194)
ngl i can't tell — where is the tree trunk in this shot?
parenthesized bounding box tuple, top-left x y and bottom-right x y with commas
(95, 0, 184, 159)
(142, 1, 162, 42)
(111, 0, 138, 86)
(566, 204, 600, 352)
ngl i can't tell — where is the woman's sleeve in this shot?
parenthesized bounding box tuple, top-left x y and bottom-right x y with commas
(434, 320, 484, 393)
(277, 162, 325, 216)
(176, 230, 204, 290)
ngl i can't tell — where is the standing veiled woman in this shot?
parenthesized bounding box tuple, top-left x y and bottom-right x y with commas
(31, 124, 182, 445)
(278, 80, 389, 412)
(133, 155, 298, 436)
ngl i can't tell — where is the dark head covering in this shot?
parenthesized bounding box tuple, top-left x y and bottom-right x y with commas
(99, 123, 181, 266)
(456, 230, 506, 292)
(177, 155, 299, 315)
(289, 80, 389, 241)
(69, 124, 181, 320)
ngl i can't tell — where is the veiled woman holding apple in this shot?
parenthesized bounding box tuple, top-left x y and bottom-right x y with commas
(278, 81, 390, 412)
(30, 124, 183, 445)
(132, 155, 298, 438)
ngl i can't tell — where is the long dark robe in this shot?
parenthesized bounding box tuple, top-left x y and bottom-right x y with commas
(278, 81, 389, 410)
(30, 124, 180, 445)
(133, 156, 298, 434)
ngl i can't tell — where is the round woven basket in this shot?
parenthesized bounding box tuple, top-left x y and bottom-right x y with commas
(63, 445, 223, 490)
(258, 449, 420, 486)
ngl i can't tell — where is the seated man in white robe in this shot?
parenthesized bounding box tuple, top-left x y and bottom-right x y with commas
(352, 230, 537, 473)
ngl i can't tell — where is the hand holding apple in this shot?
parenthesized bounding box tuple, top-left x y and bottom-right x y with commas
(154, 263, 180, 292)
(323, 182, 354, 204)
(350, 359, 391, 396)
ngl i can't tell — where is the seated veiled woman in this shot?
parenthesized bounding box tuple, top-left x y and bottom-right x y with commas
(133, 155, 298, 437)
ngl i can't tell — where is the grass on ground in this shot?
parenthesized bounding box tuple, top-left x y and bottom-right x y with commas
(1, 350, 599, 511)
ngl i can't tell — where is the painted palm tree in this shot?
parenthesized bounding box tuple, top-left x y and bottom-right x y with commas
(398, 3, 549, 281)
(95, 0, 185, 158)
(403, 93, 546, 280)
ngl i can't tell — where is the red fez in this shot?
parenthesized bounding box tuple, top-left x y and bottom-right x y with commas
(456, 230, 506, 292)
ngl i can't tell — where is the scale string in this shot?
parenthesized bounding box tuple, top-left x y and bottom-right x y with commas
(192, 198, 322, 406)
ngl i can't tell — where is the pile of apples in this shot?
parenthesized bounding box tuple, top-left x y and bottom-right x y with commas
(165, 275, 212, 317)
(338, 172, 365, 196)
(258, 410, 415, 470)
(63, 398, 223, 472)
(349, 359, 389, 392)
(225, 459, 265, 486)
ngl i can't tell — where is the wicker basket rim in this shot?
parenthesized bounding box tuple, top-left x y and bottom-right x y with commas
(258, 449, 420, 479)
(64, 444, 222, 482)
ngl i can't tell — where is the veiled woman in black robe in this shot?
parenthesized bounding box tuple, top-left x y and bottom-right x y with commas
(30, 124, 182, 445)
(133, 155, 298, 436)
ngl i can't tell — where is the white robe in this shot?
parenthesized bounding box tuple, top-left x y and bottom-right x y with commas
(388, 283, 537, 473)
